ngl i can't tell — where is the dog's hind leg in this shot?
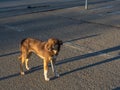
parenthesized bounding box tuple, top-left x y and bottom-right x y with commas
(19, 55, 25, 75)
(19, 50, 28, 75)
(25, 52, 32, 70)
(25, 58, 30, 70)
(20, 57, 25, 75)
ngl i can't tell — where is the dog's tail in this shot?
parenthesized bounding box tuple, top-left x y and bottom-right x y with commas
(19, 38, 27, 60)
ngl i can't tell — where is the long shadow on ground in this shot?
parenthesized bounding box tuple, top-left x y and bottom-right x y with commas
(0, 43, 120, 81)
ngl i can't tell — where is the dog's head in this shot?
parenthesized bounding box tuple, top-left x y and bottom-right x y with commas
(45, 38, 63, 55)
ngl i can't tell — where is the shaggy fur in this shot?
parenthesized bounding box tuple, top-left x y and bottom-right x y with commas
(19, 37, 63, 81)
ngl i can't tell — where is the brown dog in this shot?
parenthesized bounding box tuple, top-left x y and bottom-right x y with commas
(19, 37, 63, 81)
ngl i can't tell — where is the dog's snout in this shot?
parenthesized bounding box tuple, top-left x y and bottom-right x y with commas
(53, 50, 58, 55)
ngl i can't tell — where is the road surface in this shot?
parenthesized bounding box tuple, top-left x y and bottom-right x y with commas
(0, 0, 120, 90)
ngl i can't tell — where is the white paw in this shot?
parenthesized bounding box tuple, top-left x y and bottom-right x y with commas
(26, 67, 30, 70)
(45, 77, 50, 81)
(21, 72, 25, 75)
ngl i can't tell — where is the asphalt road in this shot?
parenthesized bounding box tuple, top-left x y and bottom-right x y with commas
(0, 0, 120, 90)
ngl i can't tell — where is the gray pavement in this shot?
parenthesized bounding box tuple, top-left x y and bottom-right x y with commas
(0, 0, 120, 90)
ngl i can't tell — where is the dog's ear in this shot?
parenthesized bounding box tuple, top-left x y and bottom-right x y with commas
(45, 43, 52, 51)
(45, 38, 54, 51)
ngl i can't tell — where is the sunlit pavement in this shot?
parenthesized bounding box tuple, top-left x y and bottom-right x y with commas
(0, 0, 120, 90)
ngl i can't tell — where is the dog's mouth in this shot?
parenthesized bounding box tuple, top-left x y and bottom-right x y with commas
(53, 50, 58, 55)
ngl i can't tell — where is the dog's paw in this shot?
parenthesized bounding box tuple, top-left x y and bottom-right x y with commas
(45, 77, 50, 81)
(26, 67, 30, 70)
(20, 72, 25, 75)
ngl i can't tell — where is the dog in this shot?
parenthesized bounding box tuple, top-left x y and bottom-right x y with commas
(18, 37, 63, 81)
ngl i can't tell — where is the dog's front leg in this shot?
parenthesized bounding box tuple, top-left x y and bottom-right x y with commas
(51, 60, 59, 77)
(44, 60, 50, 81)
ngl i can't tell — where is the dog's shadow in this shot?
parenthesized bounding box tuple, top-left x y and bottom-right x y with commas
(59, 55, 120, 77)
(29, 45, 120, 80)
(0, 45, 120, 81)
(52, 45, 120, 80)
(0, 65, 43, 81)
(0, 51, 20, 57)
(113, 87, 120, 90)
(26, 65, 43, 74)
